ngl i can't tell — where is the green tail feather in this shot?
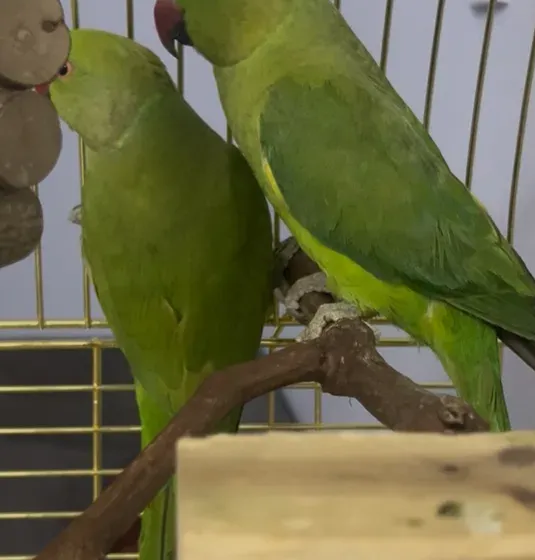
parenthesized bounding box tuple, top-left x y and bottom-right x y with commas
(431, 313, 511, 433)
(134, 381, 242, 560)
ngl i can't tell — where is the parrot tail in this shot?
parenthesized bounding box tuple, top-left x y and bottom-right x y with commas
(430, 309, 511, 432)
(444, 343, 510, 433)
(496, 328, 535, 373)
(134, 380, 243, 560)
(134, 382, 176, 560)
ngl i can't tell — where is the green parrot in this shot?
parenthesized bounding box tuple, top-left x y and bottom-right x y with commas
(48, 28, 273, 560)
(156, 0, 535, 432)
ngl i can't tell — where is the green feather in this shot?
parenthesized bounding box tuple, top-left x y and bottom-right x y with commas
(259, 76, 535, 340)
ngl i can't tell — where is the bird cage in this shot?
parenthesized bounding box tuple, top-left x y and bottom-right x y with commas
(0, 0, 534, 558)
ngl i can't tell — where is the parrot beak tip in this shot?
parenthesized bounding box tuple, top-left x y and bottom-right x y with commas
(172, 21, 194, 48)
(34, 83, 50, 97)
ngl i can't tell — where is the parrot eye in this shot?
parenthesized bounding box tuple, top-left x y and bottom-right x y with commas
(57, 61, 72, 78)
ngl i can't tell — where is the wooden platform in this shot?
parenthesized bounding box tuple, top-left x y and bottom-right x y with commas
(176, 431, 535, 559)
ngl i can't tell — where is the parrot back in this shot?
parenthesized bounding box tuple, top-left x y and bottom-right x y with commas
(81, 90, 272, 409)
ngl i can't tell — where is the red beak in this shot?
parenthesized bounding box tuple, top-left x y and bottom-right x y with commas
(154, 0, 190, 58)
(35, 83, 50, 96)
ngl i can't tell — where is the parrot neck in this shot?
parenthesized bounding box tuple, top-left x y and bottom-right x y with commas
(185, 0, 297, 67)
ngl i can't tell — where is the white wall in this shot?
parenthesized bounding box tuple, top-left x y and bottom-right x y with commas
(1, 0, 535, 428)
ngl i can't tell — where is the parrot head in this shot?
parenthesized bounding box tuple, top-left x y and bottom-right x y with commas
(48, 28, 175, 151)
(154, 0, 293, 66)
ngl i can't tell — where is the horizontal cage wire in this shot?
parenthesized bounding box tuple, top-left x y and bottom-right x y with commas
(0, 0, 534, 558)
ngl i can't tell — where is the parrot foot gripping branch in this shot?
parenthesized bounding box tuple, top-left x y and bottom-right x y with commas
(296, 300, 373, 343)
(275, 238, 380, 342)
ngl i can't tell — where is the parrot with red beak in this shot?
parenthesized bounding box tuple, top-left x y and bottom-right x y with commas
(154, 0, 535, 434)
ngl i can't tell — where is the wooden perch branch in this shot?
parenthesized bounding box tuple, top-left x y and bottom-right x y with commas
(35, 240, 489, 560)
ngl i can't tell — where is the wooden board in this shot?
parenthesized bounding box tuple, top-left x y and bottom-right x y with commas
(176, 431, 535, 559)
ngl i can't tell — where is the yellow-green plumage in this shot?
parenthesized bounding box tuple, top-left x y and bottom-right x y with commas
(172, 0, 535, 432)
(50, 29, 273, 560)
(262, 180, 508, 432)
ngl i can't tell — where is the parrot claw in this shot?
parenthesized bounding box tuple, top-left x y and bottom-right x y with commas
(274, 236, 301, 270)
(274, 237, 323, 317)
(68, 204, 82, 226)
(273, 237, 302, 299)
(283, 271, 330, 311)
(296, 301, 379, 343)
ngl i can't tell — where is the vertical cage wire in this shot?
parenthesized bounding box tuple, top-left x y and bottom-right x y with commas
(126, 0, 134, 39)
(176, 43, 185, 95)
(266, 325, 284, 428)
(380, 0, 395, 72)
(91, 345, 103, 501)
(1, 0, 534, 557)
(506, 27, 535, 245)
(423, 0, 445, 130)
(31, 185, 45, 329)
(465, 0, 497, 189)
(69, 0, 93, 328)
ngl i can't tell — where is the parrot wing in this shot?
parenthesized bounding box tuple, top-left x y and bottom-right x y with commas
(259, 74, 535, 339)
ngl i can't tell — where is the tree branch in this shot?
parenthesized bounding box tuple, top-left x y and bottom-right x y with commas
(35, 240, 489, 560)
